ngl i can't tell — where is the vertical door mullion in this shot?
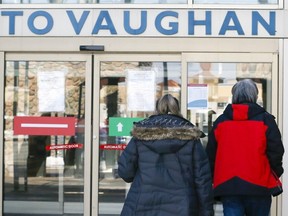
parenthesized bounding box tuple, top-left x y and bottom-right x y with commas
(84, 55, 93, 216)
(91, 55, 100, 216)
(0, 52, 4, 214)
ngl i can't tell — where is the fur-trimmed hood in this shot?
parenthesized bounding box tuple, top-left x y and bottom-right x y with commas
(131, 114, 204, 154)
(118, 114, 214, 216)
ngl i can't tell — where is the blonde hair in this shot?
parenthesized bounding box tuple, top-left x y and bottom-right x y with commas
(156, 94, 182, 116)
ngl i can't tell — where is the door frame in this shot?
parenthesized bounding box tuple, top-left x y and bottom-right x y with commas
(92, 53, 181, 215)
(92, 52, 281, 216)
(1, 52, 280, 215)
(2, 53, 93, 216)
(181, 52, 279, 117)
(181, 52, 281, 216)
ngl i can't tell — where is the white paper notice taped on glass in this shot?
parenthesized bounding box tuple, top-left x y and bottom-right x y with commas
(127, 70, 156, 111)
(38, 71, 65, 112)
(188, 84, 208, 109)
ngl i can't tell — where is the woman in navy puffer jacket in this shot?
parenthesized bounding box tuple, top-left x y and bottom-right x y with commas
(118, 94, 214, 216)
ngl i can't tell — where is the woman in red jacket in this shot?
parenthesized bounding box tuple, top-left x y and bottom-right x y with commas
(206, 79, 284, 216)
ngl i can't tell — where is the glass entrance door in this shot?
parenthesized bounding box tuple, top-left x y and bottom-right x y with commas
(3, 54, 92, 215)
(182, 53, 279, 216)
(93, 54, 182, 215)
(4, 52, 278, 216)
(93, 53, 280, 216)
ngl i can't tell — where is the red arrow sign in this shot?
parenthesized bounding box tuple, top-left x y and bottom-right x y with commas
(14, 116, 76, 136)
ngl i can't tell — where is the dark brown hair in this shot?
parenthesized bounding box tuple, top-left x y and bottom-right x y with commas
(155, 94, 182, 116)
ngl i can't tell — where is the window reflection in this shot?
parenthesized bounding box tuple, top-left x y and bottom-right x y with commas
(4, 61, 86, 214)
(1, 0, 187, 3)
(187, 62, 272, 148)
(98, 61, 181, 215)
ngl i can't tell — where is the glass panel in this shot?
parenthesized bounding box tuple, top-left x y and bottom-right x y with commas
(4, 61, 86, 215)
(98, 61, 181, 215)
(187, 62, 272, 145)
